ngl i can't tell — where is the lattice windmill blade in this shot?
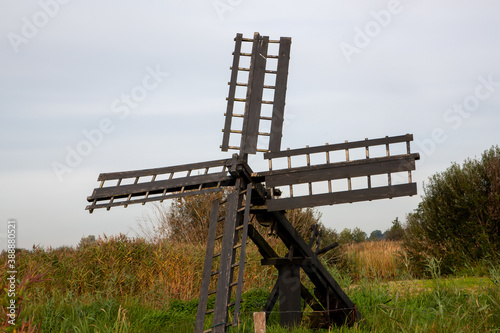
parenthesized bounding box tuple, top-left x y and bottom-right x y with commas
(221, 32, 291, 155)
(86, 158, 235, 212)
(261, 134, 420, 211)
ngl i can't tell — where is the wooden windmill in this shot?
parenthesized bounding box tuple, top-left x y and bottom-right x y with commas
(86, 32, 419, 332)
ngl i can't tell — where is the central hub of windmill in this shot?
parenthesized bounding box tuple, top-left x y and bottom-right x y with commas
(86, 32, 419, 332)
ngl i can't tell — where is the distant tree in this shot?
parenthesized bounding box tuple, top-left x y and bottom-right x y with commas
(338, 227, 366, 243)
(403, 146, 500, 275)
(369, 229, 384, 241)
(384, 217, 404, 241)
(78, 235, 96, 248)
(352, 227, 367, 243)
(338, 228, 353, 244)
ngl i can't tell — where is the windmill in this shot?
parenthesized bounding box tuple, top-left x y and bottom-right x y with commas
(86, 32, 419, 332)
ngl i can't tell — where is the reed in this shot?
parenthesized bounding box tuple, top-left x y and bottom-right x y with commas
(338, 240, 405, 281)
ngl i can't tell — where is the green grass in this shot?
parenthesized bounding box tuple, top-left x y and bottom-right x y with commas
(12, 270, 499, 332)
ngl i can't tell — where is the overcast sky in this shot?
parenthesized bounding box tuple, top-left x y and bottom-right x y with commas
(1, 1, 499, 250)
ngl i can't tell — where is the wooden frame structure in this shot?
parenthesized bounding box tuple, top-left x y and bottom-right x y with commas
(86, 32, 419, 332)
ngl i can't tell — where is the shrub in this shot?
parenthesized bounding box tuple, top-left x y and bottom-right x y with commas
(403, 146, 500, 275)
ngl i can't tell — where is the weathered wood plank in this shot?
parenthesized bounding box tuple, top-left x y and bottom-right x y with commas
(97, 158, 231, 181)
(316, 242, 339, 256)
(232, 184, 252, 326)
(91, 172, 230, 200)
(265, 154, 418, 187)
(195, 199, 220, 333)
(278, 263, 302, 327)
(261, 257, 312, 266)
(264, 134, 414, 159)
(241, 33, 268, 155)
(269, 37, 291, 153)
(267, 183, 417, 211)
(254, 312, 266, 333)
(213, 190, 239, 332)
(85, 187, 224, 211)
(263, 281, 279, 320)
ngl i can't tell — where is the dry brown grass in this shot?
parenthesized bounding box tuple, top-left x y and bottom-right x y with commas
(1, 237, 409, 314)
(0, 235, 278, 308)
(339, 240, 405, 280)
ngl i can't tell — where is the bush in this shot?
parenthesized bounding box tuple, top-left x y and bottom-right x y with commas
(138, 191, 227, 244)
(403, 146, 500, 275)
(384, 217, 404, 241)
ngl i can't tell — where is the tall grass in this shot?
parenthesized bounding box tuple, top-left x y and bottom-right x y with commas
(337, 241, 405, 281)
(2, 237, 499, 332)
(1, 234, 276, 303)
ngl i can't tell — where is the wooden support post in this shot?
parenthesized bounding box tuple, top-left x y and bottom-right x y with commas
(212, 189, 239, 332)
(194, 200, 221, 333)
(254, 312, 266, 333)
(277, 263, 302, 327)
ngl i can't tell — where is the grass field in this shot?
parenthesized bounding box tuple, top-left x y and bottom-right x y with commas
(1, 236, 499, 332)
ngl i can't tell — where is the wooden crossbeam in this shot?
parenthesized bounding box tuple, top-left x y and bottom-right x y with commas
(90, 173, 230, 200)
(266, 183, 417, 212)
(87, 187, 225, 212)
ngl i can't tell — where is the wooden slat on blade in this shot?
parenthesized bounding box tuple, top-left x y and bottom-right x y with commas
(266, 183, 417, 211)
(265, 155, 417, 187)
(268, 37, 291, 153)
(97, 159, 231, 181)
(91, 172, 230, 200)
(264, 134, 414, 159)
(86, 187, 224, 211)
